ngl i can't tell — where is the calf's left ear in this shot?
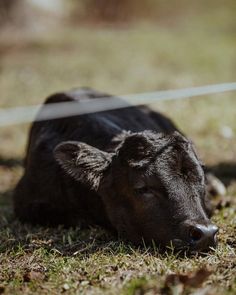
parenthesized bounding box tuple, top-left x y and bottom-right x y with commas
(54, 141, 112, 191)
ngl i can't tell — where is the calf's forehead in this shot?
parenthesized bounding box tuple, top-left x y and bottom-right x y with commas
(123, 133, 205, 187)
(147, 143, 205, 185)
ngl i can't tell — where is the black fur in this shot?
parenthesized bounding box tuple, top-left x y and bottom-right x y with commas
(14, 88, 216, 250)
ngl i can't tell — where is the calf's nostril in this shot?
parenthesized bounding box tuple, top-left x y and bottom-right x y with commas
(189, 227, 203, 242)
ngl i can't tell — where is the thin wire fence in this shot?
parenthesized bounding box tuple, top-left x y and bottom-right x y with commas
(0, 82, 236, 127)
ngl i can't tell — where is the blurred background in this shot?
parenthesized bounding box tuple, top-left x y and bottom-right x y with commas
(0, 0, 235, 172)
(0, 3, 235, 294)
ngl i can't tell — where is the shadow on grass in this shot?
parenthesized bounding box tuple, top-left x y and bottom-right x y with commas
(0, 215, 132, 258)
(1, 159, 234, 258)
(208, 162, 236, 186)
(0, 190, 125, 257)
(0, 192, 166, 258)
(0, 197, 213, 260)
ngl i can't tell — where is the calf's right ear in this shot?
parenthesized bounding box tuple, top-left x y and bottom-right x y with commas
(54, 141, 112, 191)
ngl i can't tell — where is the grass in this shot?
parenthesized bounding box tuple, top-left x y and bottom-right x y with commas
(0, 4, 236, 294)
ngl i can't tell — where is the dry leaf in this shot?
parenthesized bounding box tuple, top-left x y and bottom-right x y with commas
(23, 270, 45, 282)
(184, 268, 212, 288)
(164, 267, 212, 293)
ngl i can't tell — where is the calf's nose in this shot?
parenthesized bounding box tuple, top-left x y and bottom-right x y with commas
(189, 224, 218, 250)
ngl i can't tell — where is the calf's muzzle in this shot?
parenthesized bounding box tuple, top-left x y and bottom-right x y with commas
(188, 224, 219, 251)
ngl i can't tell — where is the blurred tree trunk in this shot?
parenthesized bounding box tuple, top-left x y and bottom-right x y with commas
(71, 0, 153, 23)
(0, 0, 20, 25)
(88, 0, 131, 21)
(69, 0, 236, 24)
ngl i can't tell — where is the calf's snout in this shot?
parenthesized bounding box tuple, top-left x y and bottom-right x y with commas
(188, 224, 218, 250)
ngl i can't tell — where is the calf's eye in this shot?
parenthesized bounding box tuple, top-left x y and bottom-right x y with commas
(134, 186, 154, 198)
(134, 186, 148, 194)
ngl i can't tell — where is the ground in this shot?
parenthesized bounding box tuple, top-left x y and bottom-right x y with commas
(0, 7, 235, 295)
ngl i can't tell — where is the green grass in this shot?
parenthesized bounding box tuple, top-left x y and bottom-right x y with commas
(0, 5, 236, 294)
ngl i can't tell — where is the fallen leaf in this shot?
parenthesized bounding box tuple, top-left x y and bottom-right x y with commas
(23, 270, 45, 283)
(163, 267, 212, 293)
(184, 268, 212, 288)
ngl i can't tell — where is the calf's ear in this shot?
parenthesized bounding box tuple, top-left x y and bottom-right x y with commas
(54, 141, 112, 191)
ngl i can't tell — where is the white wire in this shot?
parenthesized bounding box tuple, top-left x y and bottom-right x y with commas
(0, 82, 236, 127)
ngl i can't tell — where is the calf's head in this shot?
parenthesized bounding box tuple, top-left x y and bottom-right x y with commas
(54, 131, 218, 252)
